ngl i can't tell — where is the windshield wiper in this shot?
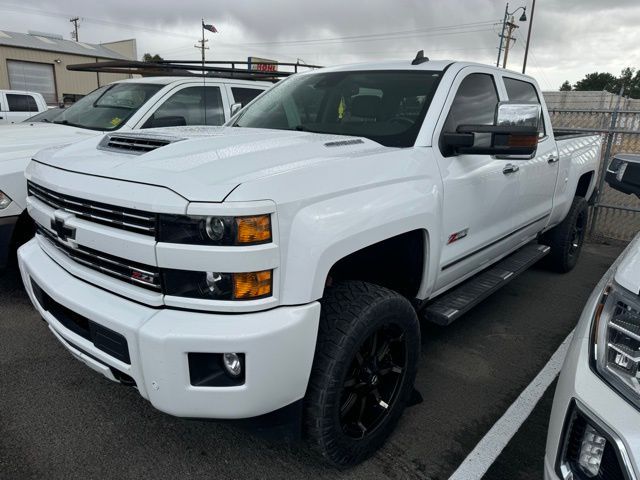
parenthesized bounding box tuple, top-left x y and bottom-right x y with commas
(52, 119, 92, 130)
(294, 125, 321, 133)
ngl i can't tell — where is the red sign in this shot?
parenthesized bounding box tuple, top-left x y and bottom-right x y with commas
(248, 57, 278, 73)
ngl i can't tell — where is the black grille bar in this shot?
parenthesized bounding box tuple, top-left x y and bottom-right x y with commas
(27, 181, 157, 236)
(37, 226, 161, 292)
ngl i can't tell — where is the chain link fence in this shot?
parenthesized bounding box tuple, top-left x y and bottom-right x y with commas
(548, 107, 640, 243)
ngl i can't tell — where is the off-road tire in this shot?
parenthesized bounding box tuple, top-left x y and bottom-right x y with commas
(304, 281, 420, 467)
(540, 196, 588, 273)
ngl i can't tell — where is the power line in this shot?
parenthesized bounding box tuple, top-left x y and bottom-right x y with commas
(0, 2, 196, 40)
(235, 20, 499, 47)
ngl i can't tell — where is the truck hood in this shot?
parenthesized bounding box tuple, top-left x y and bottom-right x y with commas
(0, 123, 98, 160)
(32, 126, 389, 202)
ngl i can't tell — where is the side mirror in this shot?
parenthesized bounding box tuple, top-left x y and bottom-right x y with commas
(443, 102, 541, 157)
(606, 154, 640, 198)
(230, 102, 243, 118)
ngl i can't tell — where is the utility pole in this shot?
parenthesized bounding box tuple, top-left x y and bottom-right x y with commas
(496, 4, 509, 67)
(194, 19, 209, 74)
(496, 2, 526, 68)
(502, 16, 519, 69)
(70, 17, 79, 42)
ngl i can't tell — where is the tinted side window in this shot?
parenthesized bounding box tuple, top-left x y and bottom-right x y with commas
(443, 73, 498, 133)
(143, 86, 224, 128)
(504, 77, 545, 136)
(7, 94, 38, 112)
(231, 87, 264, 107)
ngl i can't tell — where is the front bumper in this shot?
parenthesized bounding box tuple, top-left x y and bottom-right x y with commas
(544, 282, 640, 480)
(0, 214, 18, 268)
(18, 239, 321, 419)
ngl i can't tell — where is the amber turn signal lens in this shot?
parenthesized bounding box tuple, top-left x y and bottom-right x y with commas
(507, 134, 538, 148)
(233, 270, 272, 299)
(236, 215, 272, 244)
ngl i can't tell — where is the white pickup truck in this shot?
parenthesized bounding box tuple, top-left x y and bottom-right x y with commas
(0, 76, 270, 267)
(0, 90, 47, 124)
(18, 57, 601, 466)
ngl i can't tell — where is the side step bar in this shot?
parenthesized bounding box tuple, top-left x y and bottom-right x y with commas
(423, 244, 550, 326)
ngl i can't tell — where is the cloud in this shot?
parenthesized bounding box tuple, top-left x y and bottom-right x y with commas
(1, 0, 639, 90)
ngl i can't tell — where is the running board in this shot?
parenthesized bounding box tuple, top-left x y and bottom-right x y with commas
(423, 244, 550, 326)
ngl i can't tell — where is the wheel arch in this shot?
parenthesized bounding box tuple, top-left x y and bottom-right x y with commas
(324, 229, 430, 300)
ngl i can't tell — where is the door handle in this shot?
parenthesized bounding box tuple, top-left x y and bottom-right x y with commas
(547, 155, 559, 164)
(503, 163, 520, 175)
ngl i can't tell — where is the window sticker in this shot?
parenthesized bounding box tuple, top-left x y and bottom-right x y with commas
(338, 96, 346, 120)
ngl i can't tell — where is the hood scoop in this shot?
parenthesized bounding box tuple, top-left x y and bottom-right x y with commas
(99, 133, 183, 155)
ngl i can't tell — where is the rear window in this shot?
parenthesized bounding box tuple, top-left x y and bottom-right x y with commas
(231, 87, 264, 107)
(504, 77, 546, 136)
(7, 94, 38, 112)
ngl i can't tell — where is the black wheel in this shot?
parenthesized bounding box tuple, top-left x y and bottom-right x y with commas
(540, 196, 588, 273)
(304, 281, 420, 467)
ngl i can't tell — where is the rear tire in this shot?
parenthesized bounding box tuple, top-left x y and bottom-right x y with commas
(540, 196, 588, 273)
(304, 281, 420, 467)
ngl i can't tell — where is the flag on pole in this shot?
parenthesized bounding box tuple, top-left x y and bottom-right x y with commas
(203, 22, 218, 33)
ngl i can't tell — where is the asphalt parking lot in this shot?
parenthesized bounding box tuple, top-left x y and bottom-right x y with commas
(0, 241, 624, 480)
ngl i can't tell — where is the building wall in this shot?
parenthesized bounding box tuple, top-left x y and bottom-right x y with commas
(0, 41, 136, 105)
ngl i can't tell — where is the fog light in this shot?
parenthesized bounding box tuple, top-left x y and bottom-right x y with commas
(223, 352, 242, 377)
(579, 424, 607, 477)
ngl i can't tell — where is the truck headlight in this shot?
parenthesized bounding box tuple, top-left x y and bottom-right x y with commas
(592, 281, 640, 409)
(163, 269, 272, 300)
(158, 214, 271, 245)
(0, 191, 11, 209)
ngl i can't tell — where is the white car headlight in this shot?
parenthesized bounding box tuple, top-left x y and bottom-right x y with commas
(0, 191, 11, 209)
(592, 280, 640, 409)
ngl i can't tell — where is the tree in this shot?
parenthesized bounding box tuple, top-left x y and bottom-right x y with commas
(142, 53, 164, 62)
(618, 67, 640, 99)
(559, 80, 572, 91)
(574, 72, 618, 93)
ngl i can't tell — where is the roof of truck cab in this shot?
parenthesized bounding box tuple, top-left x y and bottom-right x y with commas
(112, 76, 273, 86)
(0, 89, 45, 95)
(299, 60, 536, 81)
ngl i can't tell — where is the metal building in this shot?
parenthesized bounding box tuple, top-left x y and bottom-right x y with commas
(0, 30, 136, 105)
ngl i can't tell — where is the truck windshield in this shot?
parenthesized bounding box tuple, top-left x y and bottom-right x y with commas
(233, 70, 442, 147)
(53, 83, 162, 131)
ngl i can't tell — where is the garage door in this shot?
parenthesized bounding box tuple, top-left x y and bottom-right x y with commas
(7, 60, 56, 104)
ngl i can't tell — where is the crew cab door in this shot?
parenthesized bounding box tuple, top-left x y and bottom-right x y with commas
(499, 75, 558, 239)
(136, 83, 230, 129)
(432, 68, 521, 292)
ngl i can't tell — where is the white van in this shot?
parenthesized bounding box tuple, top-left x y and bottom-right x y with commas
(0, 90, 47, 124)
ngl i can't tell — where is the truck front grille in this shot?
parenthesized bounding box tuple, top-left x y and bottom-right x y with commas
(37, 226, 161, 292)
(27, 181, 157, 236)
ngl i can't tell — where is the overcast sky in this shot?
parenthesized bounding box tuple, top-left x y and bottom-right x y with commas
(1, 0, 640, 91)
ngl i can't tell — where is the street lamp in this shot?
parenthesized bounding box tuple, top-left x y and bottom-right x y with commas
(496, 3, 527, 68)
